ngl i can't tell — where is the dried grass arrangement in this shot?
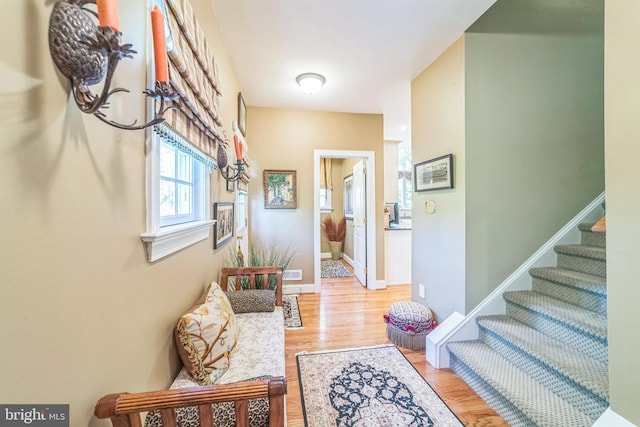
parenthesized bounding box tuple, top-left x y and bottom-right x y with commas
(321, 216, 347, 242)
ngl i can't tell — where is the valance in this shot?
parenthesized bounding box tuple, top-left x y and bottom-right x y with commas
(153, 122, 217, 169)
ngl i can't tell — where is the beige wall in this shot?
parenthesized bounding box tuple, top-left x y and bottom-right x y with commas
(604, 1, 640, 423)
(410, 37, 467, 319)
(0, 1, 239, 425)
(246, 107, 384, 284)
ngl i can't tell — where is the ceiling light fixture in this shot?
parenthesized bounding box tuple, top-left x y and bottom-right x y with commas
(296, 72, 326, 95)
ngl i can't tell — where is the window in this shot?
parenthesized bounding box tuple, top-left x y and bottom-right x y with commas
(319, 158, 332, 211)
(159, 142, 203, 227)
(398, 147, 412, 210)
(319, 188, 332, 211)
(141, 125, 214, 262)
(237, 190, 248, 231)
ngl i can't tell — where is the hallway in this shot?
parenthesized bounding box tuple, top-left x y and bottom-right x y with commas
(284, 262, 508, 426)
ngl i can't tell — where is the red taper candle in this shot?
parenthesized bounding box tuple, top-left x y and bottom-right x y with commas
(234, 135, 243, 162)
(151, 5, 169, 83)
(97, 0, 120, 31)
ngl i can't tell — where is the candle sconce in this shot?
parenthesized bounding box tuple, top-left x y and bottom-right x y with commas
(48, 0, 178, 130)
(216, 144, 245, 182)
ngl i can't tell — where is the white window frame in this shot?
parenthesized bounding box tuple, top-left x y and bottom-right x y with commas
(236, 189, 248, 232)
(141, 127, 214, 262)
(319, 188, 333, 212)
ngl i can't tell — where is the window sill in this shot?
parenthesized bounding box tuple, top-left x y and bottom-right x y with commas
(141, 220, 215, 262)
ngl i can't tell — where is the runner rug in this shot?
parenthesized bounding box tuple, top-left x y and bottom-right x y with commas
(283, 294, 303, 329)
(297, 344, 463, 427)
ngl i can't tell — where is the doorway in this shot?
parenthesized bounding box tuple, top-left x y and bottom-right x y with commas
(313, 150, 377, 292)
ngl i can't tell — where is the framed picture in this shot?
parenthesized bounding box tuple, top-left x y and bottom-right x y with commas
(238, 92, 247, 137)
(343, 174, 354, 219)
(414, 154, 454, 192)
(225, 168, 235, 192)
(213, 202, 234, 249)
(263, 170, 297, 209)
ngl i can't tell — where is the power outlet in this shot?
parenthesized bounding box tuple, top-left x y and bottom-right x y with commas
(419, 283, 425, 299)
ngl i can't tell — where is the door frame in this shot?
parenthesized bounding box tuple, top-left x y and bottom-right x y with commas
(313, 149, 377, 292)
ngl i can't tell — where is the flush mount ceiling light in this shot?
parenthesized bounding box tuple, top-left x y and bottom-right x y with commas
(296, 72, 326, 94)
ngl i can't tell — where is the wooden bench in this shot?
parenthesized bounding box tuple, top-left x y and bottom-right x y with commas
(94, 267, 287, 427)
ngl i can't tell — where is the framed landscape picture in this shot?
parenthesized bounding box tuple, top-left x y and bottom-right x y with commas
(214, 202, 234, 249)
(263, 170, 297, 209)
(414, 154, 454, 192)
(238, 92, 247, 137)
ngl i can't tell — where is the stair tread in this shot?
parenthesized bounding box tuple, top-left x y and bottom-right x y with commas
(529, 267, 607, 295)
(578, 223, 598, 232)
(555, 244, 606, 261)
(477, 315, 609, 399)
(503, 291, 607, 340)
(447, 341, 595, 427)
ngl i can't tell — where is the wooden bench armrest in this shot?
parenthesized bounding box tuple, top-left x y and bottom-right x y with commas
(220, 267, 284, 306)
(95, 376, 286, 427)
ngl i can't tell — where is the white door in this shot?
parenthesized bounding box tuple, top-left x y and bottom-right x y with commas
(352, 160, 367, 286)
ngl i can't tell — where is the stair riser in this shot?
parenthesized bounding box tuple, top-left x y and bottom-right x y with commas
(449, 353, 535, 427)
(531, 278, 607, 316)
(478, 329, 609, 419)
(581, 230, 606, 248)
(506, 303, 608, 365)
(557, 253, 606, 277)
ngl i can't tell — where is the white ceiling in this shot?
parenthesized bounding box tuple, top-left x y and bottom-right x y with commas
(210, 0, 496, 146)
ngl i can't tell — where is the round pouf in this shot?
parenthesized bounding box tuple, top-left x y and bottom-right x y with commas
(384, 301, 436, 350)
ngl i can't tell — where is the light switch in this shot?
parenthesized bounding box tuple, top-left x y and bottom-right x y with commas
(425, 200, 436, 214)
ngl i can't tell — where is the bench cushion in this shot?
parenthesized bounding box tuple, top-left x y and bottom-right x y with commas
(170, 307, 285, 389)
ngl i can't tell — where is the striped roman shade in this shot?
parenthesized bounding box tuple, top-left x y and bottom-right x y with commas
(320, 158, 332, 189)
(155, 0, 225, 164)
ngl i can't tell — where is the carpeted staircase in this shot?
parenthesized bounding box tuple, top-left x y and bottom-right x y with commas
(446, 222, 608, 427)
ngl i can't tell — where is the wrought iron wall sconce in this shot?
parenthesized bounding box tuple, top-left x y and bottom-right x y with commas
(48, 0, 178, 130)
(217, 146, 245, 183)
(217, 134, 245, 183)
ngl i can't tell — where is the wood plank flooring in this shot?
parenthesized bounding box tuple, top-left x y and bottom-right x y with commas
(284, 261, 508, 426)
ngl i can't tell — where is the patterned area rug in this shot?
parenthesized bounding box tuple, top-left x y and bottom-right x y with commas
(283, 294, 303, 329)
(297, 345, 463, 427)
(321, 260, 352, 278)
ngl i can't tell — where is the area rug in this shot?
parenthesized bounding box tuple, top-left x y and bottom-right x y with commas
(321, 260, 352, 278)
(283, 294, 303, 329)
(297, 344, 463, 427)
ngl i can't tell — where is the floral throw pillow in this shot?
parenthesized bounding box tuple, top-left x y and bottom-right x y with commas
(175, 298, 238, 385)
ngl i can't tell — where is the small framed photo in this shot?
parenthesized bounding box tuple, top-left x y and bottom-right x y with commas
(414, 154, 454, 192)
(343, 174, 354, 219)
(213, 202, 234, 249)
(264, 170, 297, 209)
(225, 169, 235, 192)
(238, 92, 247, 137)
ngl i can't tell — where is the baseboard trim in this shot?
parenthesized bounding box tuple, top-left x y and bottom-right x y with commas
(592, 408, 636, 427)
(283, 283, 316, 294)
(342, 254, 355, 267)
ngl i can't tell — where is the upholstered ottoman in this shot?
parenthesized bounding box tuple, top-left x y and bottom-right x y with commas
(384, 301, 436, 350)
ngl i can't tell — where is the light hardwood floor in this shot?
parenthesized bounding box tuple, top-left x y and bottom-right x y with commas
(284, 261, 508, 426)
